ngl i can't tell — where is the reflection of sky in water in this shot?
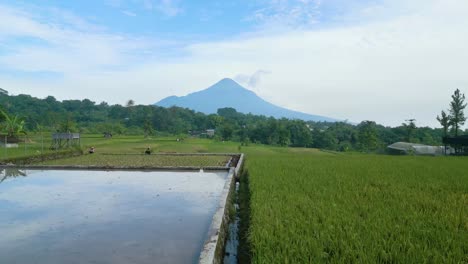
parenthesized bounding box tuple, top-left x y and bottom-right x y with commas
(0, 169, 228, 264)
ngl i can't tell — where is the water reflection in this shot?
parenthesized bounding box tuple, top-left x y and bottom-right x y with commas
(0, 168, 27, 183)
(0, 169, 228, 264)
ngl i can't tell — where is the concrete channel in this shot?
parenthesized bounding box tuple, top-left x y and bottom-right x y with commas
(199, 153, 244, 264)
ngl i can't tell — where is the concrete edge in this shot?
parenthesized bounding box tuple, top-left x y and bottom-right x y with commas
(199, 153, 245, 264)
(234, 154, 244, 180)
(100, 153, 240, 156)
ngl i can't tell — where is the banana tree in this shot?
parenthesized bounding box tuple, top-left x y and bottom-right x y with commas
(0, 110, 27, 142)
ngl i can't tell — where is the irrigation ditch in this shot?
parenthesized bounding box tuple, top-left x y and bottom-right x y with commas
(1, 151, 249, 264)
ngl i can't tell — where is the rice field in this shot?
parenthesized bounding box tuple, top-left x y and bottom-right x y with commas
(245, 153, 468, 263)
(37, 153, 231, 167)
(8, 135, 468, 262)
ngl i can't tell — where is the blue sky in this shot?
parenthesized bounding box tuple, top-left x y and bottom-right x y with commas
(17, 0, 256, 38)
(5, 0, 377, 37)
(0, 0, 467, 127)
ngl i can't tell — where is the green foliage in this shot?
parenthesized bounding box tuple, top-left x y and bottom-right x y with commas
(357, 121, 379, 152)
(449, 89, 467, 136)
(218, 123, 234, 140)
(437, 110, 451, 137)
(402, 119, 417, 142)
(143, 118, 154, 137)
(0, 109, 27, 139)
(58, 115, 77, 132)
(217, 107, 239, 119)
(246, 152, 468, 263)
(126, 99, 135, 107)
(0, 93, 445, 152)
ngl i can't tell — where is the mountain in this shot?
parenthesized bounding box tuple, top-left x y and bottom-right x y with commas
(155, 78, 336, 122)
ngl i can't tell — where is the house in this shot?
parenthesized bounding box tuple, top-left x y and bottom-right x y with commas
(206, 129, 215, 137)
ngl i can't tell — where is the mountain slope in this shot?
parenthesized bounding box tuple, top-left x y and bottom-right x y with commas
(155, 78, 336, 122)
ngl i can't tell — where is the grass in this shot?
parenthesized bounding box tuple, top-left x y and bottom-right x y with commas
(10, 134, 468, 262)
(0, 133, 56, 160)
(78, 135, 243, 154)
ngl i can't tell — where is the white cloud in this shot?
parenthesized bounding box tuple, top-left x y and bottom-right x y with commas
(0, 0, 467, 127)
(0, 5, 165, 74)
(248, 0, 322, 30)
(107, 0, 182, 17)
(235, 70, 271, 89)
(155, 0, 183, 17)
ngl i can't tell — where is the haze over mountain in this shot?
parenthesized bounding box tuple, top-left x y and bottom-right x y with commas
(155, 78, 336, 122)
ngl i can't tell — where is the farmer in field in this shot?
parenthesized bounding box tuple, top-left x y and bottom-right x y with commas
(88, 147, 95, 154)
(145, 147, 152, 155)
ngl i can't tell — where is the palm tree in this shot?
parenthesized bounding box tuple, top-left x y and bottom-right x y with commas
(0, 110, 27, 142)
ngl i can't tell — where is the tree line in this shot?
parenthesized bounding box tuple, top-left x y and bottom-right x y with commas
(0, 91, 463, 151)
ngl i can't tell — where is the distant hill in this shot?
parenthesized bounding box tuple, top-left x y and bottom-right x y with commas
(155, 78, 336, 122)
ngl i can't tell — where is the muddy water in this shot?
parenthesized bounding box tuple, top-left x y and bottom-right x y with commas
(0, 168, 228, 264)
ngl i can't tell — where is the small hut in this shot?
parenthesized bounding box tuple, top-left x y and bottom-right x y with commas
(51, 133, 80, 149)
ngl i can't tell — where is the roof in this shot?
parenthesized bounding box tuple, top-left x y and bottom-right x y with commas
(387, 142, 445, 155)
(387, 142, 425, 151)
(443, 136, 468, 145)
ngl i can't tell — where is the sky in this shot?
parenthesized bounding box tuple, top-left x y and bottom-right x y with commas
(0, 0, 467, 127)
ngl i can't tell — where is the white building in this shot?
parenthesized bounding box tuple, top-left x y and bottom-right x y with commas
(206, 129, 215, 137)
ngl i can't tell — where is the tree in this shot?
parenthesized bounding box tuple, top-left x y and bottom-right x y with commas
(313, 130, 338, 150)
(219, 123, 234, 140)
(217, 107, 239, 119)
(288, 120, 312, 147)
(0, 110, 27, 141)
(402, 119, 416, 142)
(143, 118, 154, 138)
(357, 121, 379, 152)
(126, 99, 135, 107)
(449, 89, 466, 136)
(436, 110, 451, 137)
(58, 115, 77, 132)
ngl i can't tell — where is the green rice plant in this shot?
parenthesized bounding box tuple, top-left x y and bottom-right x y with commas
(246, 153, 468, 263)
(38, 153, 231, 167)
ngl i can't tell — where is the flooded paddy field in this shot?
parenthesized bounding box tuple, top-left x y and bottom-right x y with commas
(0, 168, 229, 264)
